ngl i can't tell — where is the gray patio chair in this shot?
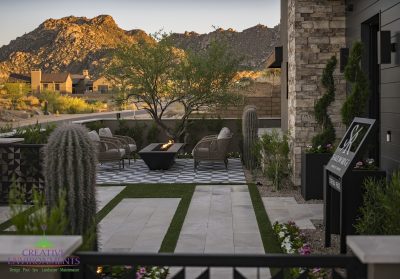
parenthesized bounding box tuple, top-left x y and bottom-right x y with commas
(99, 127, 137, 165)
(192, 127, 233, 170)
(88, 130, 126, 169)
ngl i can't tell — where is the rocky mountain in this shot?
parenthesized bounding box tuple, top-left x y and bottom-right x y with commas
(169, 24, 280, 70)
(0, 15, 280, 81)
(0, 15, 152, 81)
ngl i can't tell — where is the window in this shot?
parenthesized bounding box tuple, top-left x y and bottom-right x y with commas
(43, 83, 48, 89)
(98, 85, 108, 94)
(55, 84, 60, 91)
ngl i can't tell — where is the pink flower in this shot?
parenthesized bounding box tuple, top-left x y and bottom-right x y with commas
(326, 144, 332, 149)
(136, 272, 143, 279)
(299, 243, 312, 255)
(139, 267, 146, 274)
(312, 267, 321, 274)
(355, 161, 363, 168)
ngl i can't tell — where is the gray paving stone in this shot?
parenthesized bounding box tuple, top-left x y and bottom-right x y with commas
(175, 185, 271, 278)
(99, 198, 180, 252)
(0, 205, 30, 225)
(96, 186, 126, 212)
(262, 197, 323, 229)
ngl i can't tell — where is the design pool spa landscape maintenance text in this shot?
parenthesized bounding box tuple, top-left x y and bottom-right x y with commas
(7, 239, 80, 274)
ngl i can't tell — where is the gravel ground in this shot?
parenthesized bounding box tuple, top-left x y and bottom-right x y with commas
(245, 168, 341, 254)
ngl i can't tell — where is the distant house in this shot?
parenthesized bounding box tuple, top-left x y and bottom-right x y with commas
(7, 69, 112, 94)
(71, 70, 93, 94)
(93, 76, 112, 93)
(31, 69, 73, 94)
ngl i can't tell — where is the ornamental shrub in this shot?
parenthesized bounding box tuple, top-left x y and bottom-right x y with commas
(341, 42, 370, 126)
(255, 130, 290, 190)
(356, 170, 400, 235)
(311, 56, 337, 149)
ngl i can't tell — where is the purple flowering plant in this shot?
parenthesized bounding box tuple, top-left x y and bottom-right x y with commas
(273, 221, 328, 278)
(97, 265, 168, 278)
(354, 158, 378, 170)
(306, 143, 335, 154)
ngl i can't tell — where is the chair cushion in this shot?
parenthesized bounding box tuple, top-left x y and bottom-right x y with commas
(107, 148, 126, 157)
(128, 144, 137, 152)
(99, 128, 113, 138)
(194, 147, 209, 155)
(88, 131, 100, 142)
(217, 127, 231, 139)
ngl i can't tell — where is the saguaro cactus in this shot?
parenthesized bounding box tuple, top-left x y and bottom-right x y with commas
(44, 124, 97, 243)
(242, 105, 258, 169)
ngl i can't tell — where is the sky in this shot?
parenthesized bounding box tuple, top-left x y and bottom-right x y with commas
(0, 0, 280, 47)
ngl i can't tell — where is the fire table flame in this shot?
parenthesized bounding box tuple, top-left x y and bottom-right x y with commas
(161, 140, 174, 150)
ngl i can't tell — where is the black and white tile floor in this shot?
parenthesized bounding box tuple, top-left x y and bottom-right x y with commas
(96, 159, 246, 184)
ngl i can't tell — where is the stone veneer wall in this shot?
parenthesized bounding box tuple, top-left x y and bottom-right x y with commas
(287, 0, 346, 185)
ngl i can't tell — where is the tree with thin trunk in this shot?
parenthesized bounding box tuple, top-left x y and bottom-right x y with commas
(107, 34, 241, 140)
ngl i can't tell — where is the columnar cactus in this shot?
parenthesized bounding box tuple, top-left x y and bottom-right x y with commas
(44, 124, 97, 245)
(242, 105, 258, 169)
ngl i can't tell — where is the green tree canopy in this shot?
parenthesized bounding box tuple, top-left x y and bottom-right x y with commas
(107, 34, 241, 140)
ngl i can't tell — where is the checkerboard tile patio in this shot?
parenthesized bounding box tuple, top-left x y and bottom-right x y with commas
(96, 159, 246, 184)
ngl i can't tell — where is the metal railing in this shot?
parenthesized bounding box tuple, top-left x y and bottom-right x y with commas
(71, 252, 367, 279)
(0, 143, 45, 204)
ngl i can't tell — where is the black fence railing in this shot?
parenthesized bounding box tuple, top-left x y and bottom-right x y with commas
(70, 252, 367, 279)
(0, 143, 45, 204)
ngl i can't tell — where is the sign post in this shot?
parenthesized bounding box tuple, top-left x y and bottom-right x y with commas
(324, 117, 385, 253)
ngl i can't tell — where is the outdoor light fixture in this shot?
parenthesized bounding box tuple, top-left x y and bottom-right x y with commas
(387, 131, 392, 142)
(395, 32, 400, 65)
(340, 48, 349, 72)
(378, 30, 392, 64)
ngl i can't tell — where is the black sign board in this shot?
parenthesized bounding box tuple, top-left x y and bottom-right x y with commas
(326, 117, 376, 178)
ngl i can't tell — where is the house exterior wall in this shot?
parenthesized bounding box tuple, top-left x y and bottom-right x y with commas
(286, 0, 346, 185)
(63, 76, 73, 94)
(93, 76, 112, 93)
(31, 70, 41, 93)
(40, 76, 72, 94)
(346, 0, 400, 175)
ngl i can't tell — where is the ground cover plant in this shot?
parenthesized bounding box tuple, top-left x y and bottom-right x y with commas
(273, 221, 328, 278)
(356, 170, 400, 235)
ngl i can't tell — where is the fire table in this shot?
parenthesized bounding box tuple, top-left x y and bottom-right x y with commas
(138, 142, 185, 170)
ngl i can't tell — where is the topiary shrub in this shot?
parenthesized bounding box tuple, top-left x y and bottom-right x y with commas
(311, 56, 337, 149)
(242, 106, 258, 170)
(341, 42, 370, 126)
(44, 124, 98, 249)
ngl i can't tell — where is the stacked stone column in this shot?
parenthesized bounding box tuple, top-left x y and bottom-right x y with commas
(287, 0, 346, 185)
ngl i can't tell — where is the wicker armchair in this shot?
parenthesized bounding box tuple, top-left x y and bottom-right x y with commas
(99, 128, 137, 165)
(192, 128, 233, 170)
(88, 130, 126, 169)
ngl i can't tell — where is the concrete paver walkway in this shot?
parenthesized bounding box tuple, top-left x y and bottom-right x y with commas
(96, 186, 126, 212)
(99, 198, 180, 252)
(173, 185, 270, 279)
(262, 197, 323, 229)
